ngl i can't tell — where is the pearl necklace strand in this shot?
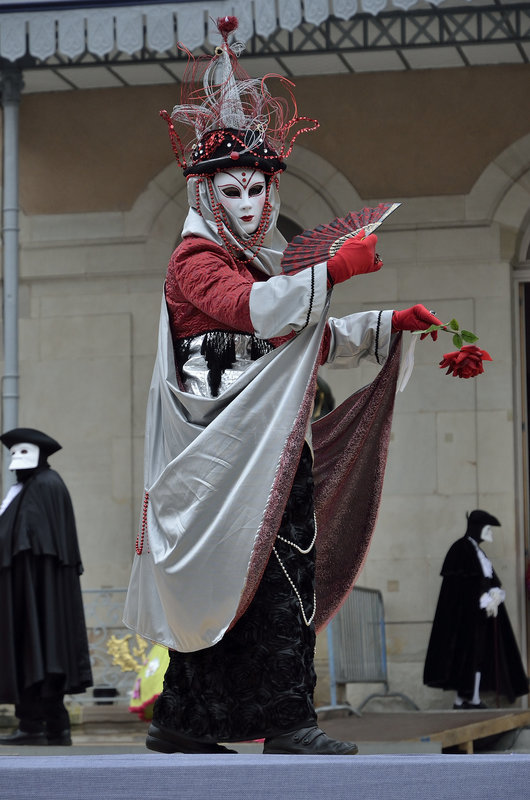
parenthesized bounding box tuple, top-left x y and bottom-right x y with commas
(272, 513, 317, 626)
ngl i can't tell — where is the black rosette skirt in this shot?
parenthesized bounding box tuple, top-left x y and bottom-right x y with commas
(152, 445, 318, 742)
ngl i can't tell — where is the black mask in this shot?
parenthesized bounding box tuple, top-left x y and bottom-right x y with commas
(16, 460, 49, 484)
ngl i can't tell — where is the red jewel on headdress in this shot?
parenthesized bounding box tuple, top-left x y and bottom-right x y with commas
(217, 16, 238, 39)
(230, 152, 239, 160)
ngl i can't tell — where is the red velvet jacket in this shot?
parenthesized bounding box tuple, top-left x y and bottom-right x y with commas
(165, 235, 330, 356)
(166, 236, 265, 338)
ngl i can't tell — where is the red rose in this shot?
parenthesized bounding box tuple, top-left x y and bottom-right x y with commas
(439, 344, 492, 378)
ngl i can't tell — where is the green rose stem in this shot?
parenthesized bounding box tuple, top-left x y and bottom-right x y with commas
(411, 318, 479, 350)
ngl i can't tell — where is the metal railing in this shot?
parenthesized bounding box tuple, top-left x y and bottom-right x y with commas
(15, 6, 530, 73)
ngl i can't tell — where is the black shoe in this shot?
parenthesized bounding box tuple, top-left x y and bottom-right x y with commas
(462, 701, 488, 710)
(47, 729, 72, 746)
(0, 728, 47, 746)
(146, 723, 237, 754)
(263, 726, 359, 755)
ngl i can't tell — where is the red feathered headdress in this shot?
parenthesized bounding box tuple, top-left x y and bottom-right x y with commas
(160, 16, 319, 177)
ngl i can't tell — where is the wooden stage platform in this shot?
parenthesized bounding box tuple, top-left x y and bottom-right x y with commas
(321, 709, 530, 754)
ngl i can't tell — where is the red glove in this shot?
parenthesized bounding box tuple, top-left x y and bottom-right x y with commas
(327, 230, 382, 287)
(392, 304, 442, 340)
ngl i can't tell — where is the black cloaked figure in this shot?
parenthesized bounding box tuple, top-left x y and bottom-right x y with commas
(423, 510, 529, 708)
(0, 428, 93, 746)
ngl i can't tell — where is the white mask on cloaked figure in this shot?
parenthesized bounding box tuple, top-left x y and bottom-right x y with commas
(9, 442, 40, 470)
(213, 168, 266, 235)
(480, 524, 494, 543)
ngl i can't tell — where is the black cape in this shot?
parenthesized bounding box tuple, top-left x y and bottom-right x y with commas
(0, 467, 93, 703)
(423, 536, 528, 703)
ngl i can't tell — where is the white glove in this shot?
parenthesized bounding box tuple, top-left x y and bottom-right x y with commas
(480, 588, 505, 617)
(489, 586, 505, 605)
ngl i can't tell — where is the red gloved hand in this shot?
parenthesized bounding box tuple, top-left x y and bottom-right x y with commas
(392, 304, 442, 340)
(327, 230, 382, 287)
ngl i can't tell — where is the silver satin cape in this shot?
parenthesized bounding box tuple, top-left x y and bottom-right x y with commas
(123, 287, 401, 652)
(123, 291, 328, 652)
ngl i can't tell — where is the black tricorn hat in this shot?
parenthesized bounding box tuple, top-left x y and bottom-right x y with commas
(0, 427, 62, 457)
(467, 509, 501, 527)
(465, 508, 500, 541)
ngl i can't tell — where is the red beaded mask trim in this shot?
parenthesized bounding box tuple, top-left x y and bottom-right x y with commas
(195, 178, 203, 216)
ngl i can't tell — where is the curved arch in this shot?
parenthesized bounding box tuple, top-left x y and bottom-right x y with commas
(277, 146, 363, 229)
(133, 146, 362, 244)
(466, 133, 530, 259)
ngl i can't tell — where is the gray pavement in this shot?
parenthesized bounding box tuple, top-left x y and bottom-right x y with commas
(1, 704, 529, 757)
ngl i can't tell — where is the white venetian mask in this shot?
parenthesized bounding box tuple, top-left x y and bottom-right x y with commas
(9, 442, 40, 470)
(480, 524, 494, 543)
(213, 168, 266, 234)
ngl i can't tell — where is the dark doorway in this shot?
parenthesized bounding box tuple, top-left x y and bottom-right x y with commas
(520, 283, 530, 666)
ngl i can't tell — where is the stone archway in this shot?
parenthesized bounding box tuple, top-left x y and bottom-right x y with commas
(466, 132, 530, 239)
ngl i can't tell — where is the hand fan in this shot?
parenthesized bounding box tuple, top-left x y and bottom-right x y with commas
(281, 202, 401, 274)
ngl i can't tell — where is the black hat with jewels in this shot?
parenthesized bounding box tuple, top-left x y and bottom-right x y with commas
(182, 128, 285, 177)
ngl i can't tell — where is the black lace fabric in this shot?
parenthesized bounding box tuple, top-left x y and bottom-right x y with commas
(174, 330, 274, 396)
(152, 444, 318, 742)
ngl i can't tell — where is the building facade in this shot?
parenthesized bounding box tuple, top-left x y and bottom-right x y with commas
(1, 1, 529, 710)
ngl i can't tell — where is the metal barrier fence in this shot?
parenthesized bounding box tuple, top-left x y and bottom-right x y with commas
(81, 587, 139, 705)
(333, 586, 387, 685)
(317, 586, 418, 715)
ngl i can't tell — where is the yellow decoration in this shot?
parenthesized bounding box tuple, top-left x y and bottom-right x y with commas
(105, 635, 168, 721)
(106, 633, 149, 673)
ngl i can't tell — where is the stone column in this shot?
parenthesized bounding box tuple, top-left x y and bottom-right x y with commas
(1, 66, 24, 494)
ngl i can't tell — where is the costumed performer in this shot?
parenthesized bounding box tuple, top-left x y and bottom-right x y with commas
(423, 509, 528, 708)
(124, 16, 441, 755)
(0, 428, 93, 746)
